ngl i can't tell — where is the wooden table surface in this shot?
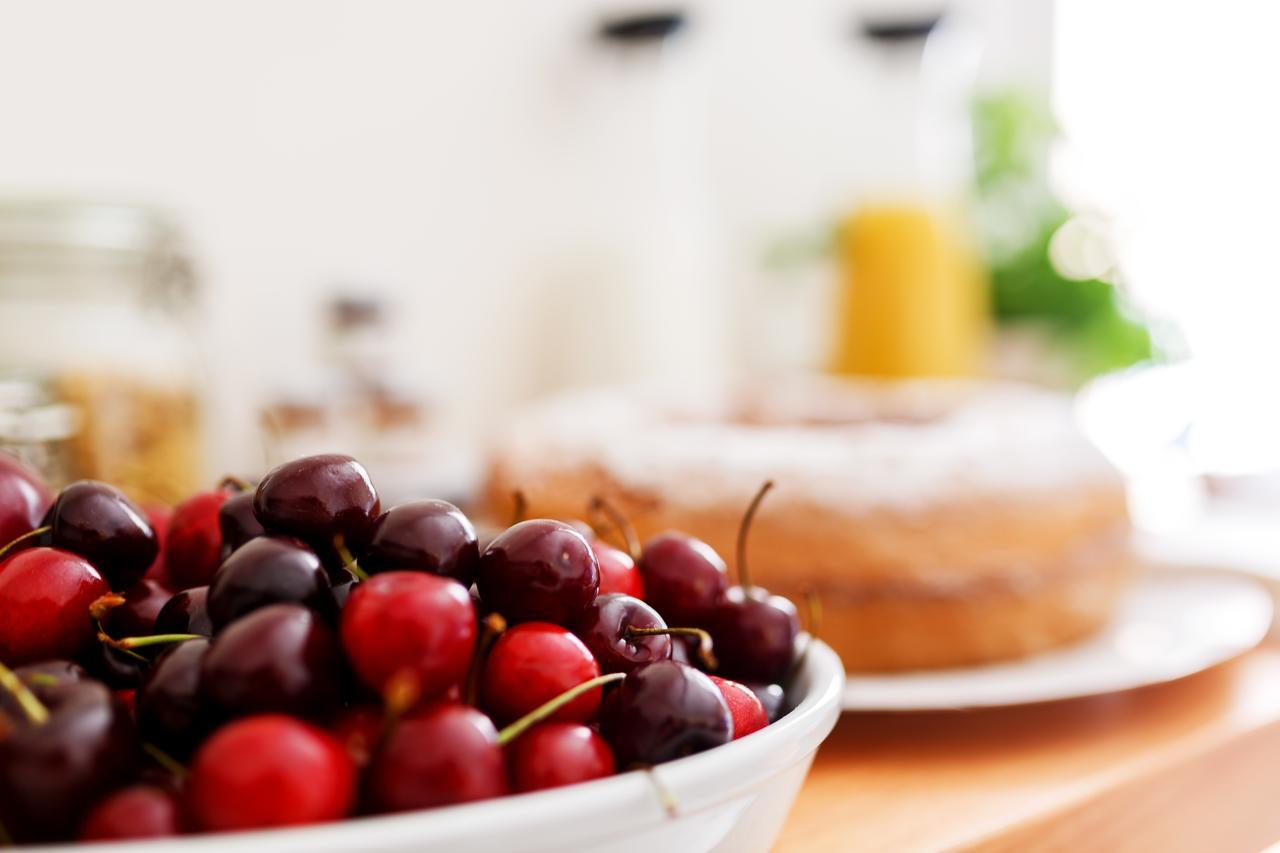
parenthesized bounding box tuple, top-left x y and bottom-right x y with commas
(775, 642, 1280, 852)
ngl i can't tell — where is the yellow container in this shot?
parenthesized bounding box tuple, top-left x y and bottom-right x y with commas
(832, 203, 988, 378)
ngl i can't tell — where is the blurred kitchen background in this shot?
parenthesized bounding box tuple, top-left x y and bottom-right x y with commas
(0, 0, 1277, 555)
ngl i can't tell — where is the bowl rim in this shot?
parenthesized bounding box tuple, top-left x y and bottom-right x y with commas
(46, 641, 846, 852)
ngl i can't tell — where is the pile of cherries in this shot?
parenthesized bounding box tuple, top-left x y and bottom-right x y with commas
(0, 452, 803, 845)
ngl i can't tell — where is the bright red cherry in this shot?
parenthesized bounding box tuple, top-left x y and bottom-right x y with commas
(79, 785, 183, 841)
(0, 452, 50, 547)
(0, 547, 109, 665)
(709, 675, 767, 739)
(575, 593, 671, 674)
(507, 723, 616, 792)
(253, 454, 380, 552)
(47, 480, 159, 589)
(636, 532, 728, 624)
(591, 540, 645, 599)
(362, 500, 480, 584)
(165, 490, 230, 589)
(188, 714, 355, 831)
(341, 571, 475, 706)
(476, 520, 599, 626)
(481, 623, 602, 725)
(365, 704, 508, 813)
(599, 660, 732, 768)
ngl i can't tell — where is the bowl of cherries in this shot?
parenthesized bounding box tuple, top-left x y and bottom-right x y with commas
(0, 453, 843, 852)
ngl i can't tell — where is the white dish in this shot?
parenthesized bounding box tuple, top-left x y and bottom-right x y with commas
(842, 568, 1273, 711)
(52, 641, 844, 853)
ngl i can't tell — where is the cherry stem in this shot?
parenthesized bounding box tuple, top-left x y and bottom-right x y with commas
(0, 660, 49, 725)
(333, 535, 369, 581)
(217, 475, 253, 493)
(589, 496, 640, 561)
(99, 632, 203, 651)
(142, 742, 188, 779)
(735, 481, 773, 590)
(89, 592, 127, 624)
(496, 672, 625, 746)
(510, 490, 528, 527)
(0, 525, 50, 563)
(624, 626, 718, 670)
(464, 612, 508, 706)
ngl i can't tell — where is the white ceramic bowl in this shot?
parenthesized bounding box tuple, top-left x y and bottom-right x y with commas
(50, 641, 844, 853)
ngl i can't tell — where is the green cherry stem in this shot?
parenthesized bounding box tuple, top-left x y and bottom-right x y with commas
(496, 672, 624, 746)
(0, 660, 50, 725)
(217, 475, 254, 493)
(142, 742, 189, 779)
(333, 535, 368, 581)
(624, 626, 718, 670)
(99, 632, 204, 651)
(0, 525, 50, 563)
(734, 481, 773, 590)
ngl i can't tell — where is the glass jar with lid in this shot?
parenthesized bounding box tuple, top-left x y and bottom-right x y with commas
(0, 200, 202, 504)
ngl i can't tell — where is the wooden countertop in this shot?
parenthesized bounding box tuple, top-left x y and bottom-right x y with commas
(776, 643, 1280, 852)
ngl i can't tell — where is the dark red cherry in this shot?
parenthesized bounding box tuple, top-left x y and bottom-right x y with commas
(207, 536, 332, 630)
(0, 660, 85, 721)
(708, 586, 799, 684)
(362, 499, 479, 584)
(746, 682, 787, 723)
(218, 491, 265, 555)
(80, 642, 149, 689)
(0, 452, 51, 547)
(136, 638, 213, 756)
(189, 714, 355, 831)
(253, 454, 380, 551)
(165, 489, 230, 589)
(48, 480, 158, 589)
(592, 540, 645, 598)
(481, 622, 602, 725)
(476, 520, 599, 626)
(599, 660, 732, 767)
(0, 547, 109, 665)
(341, 572, 475, 706)
(0, 679, 140, 844)
(103, 578, 171, 637)
(79, 785, 183, 841)
(507, 722, 616, 792)
(153, 586, 213, 636)
(201, 604, 342, 719)
(575, 593, 671, 674)
(366, 704, 508, 813)
(709, 675, 767, 739)
(637, 532, 728, 624)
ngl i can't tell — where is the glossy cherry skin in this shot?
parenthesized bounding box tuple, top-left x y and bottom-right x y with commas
(340, 568, 476, 701)
(48, 480, 159, 589)
(709, 675, 768, 739)
(341, 572, 475, 705)
(136, 638, 213, 756)
(366, 704, 508, 813)
(141, 504, 173, 587)
(165, 490, 230, 589)
(746, 682, 787, 723)
(153, 586, 213, 636)
(636, 532, 728, 624)
(362, 499, 479, 584)
(202, 604, 342, 720)
(0, 680, 141, 843)
(218, 491, 265, 555)
(104, 578, 171, 637)
(207, 536, 332, 630)
(189, 714, 356, 831)
(476, 520, 599, 626)
(575, 593, 671, 675)
(79, 785, 183, 841)
(708, 586, 800, 684)
(599, 660, 732, 768)
(0, 547, 109, 665)
(253, 454, 380, 550)
(481, 622, 602, 725)
(507, 723, 616, 793)
(591, 540, 645, 599)
(0, 452, 51, 547)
